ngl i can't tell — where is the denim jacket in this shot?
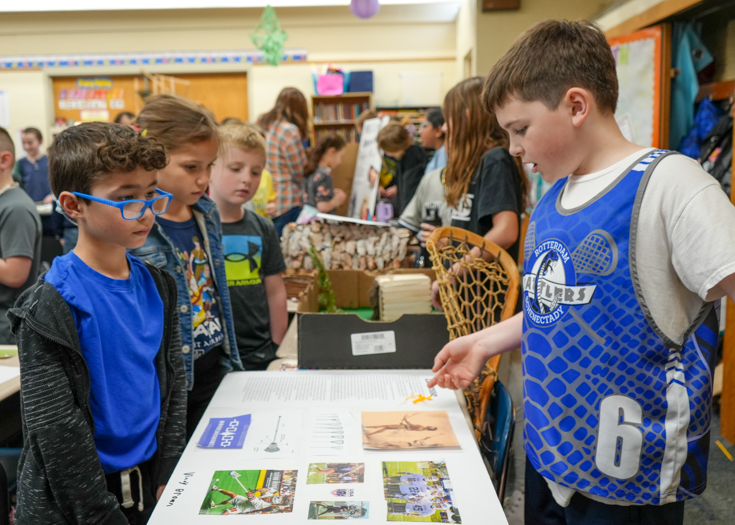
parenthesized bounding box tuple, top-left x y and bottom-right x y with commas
(129, 195, 243, 390)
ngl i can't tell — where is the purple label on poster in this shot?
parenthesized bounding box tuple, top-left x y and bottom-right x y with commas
(197, 414, 251, 449)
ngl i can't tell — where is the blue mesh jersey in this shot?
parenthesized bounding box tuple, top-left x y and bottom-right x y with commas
(521, 150, 719, 505)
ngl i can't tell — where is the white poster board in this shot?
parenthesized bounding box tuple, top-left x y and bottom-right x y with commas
(348, 117, 388, 220)
(148, 370, 507, 524)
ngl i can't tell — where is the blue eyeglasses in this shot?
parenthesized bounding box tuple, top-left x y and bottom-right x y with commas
(71, 189, 173, 220)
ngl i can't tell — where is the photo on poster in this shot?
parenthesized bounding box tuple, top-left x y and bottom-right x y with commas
(308, 501, 369, 520)
(361, 411, 459, 449)
(199, 469, 297, 515)
(307, 463, 365, 484)
(331, 488, 355, 498)
(382, 461, 460, 523)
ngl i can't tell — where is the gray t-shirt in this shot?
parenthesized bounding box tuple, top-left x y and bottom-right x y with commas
(0, 186, 42, 344)
(221, 209, 286, 369)
(398, 167, 451, 234)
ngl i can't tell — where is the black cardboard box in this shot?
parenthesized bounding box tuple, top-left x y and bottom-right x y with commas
(298, 312, 449, 369)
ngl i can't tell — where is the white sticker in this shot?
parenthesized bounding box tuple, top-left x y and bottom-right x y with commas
(350, 331, 396, 356)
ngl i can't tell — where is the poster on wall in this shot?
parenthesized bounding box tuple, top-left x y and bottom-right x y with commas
(608, 26, 668, 148)
(57, 77, 126, 123)
(348, 116, 389, 220)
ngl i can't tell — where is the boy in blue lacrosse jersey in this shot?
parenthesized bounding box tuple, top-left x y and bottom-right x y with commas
(429, 20, 735, 525)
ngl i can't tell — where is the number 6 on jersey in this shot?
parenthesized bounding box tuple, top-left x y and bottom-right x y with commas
(595, 395, 644, 479)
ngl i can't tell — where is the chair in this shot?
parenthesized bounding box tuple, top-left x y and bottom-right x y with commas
(426, 226, 520, 440)
(480, 380, 515, 502)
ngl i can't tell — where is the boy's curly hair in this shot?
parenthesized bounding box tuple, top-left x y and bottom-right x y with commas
(48, 122, 168, 196)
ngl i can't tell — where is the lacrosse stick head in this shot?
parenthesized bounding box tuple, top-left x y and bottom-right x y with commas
(426, 226, 520, 340)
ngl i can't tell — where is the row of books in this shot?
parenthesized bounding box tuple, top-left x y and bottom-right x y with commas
(315, 127, 358, 143)
(314, 102, 370, 122)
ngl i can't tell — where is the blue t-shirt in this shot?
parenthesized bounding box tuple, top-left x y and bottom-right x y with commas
(17, 156, 51, 202)
(45, 252, 162, 474)
(157, 216, 224, 357)
(425, 145, 447, 175)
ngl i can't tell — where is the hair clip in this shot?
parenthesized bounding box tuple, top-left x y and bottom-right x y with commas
(141, 129, 148, 137)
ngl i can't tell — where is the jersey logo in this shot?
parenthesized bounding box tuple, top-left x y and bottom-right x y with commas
(523, 238, 598, 325)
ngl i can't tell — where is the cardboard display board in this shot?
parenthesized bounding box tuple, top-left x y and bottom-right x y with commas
(608, 25, 671, 148)
(326, 269, 436, 310)
(148, 370, 507, 524)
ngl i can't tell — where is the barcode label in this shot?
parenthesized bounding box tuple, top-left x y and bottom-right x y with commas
(351, 331, 396, 356)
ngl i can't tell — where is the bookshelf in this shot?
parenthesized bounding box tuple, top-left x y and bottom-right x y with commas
(311, 92, 373, 144)
(376, 106, 432, 146)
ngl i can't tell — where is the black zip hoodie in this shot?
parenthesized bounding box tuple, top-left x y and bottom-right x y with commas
(8, 263, 186, 524)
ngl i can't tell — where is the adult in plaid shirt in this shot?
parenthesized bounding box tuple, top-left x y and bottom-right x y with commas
(258, 88, 309, 237)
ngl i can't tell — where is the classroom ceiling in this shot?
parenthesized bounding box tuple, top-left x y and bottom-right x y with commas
(1, 0, 462, 13)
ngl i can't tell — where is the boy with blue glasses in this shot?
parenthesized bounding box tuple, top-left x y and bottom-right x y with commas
(9, 122, 187, 525)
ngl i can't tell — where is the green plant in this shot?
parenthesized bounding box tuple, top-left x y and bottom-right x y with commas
(308, 246, 340, 313)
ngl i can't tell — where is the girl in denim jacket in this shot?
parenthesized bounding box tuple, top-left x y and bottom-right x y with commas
(130, 94, 243, 439)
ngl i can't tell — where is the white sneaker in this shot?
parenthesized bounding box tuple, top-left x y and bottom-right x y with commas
(503, 489, 524, 525)
(211, 485, 219, 491)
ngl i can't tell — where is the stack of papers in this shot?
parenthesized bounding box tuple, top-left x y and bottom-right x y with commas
(374, 274, 432, 321)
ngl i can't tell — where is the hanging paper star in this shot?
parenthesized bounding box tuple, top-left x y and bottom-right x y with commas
(250, 5, 288, 67)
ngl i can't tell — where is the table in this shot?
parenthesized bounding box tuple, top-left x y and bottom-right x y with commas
(0, 347, 21, 445)
(149, 370, 507, 524)
(0, 347, 20, 403)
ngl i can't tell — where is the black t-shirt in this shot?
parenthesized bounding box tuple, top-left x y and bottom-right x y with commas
(450, 147, 523, 262)
(222, 210, 286, 369)
(395, 144, 428, 216)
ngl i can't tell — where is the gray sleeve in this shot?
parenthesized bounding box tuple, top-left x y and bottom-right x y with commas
(0, 203, 39, 260)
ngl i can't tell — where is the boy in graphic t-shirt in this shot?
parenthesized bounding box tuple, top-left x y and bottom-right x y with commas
(210, 122, 288, 370)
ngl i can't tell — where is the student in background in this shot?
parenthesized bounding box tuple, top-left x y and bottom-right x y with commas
(257, 87, 309, 237)
(377, 122, 427, 216)
(114, 112, 136, 126)
(10, 123, 186, 523)
(430, 20, 735, 525)
(0, 127, 42, 345)
(398, 167, 450, 268)
(303, 134, 348, 214)
(209, 122, 288, 370)
(243, 124, 277, 219)
(247, 166, 278, 219)
(420, 108, 447, 174)
(355, 109, 378, 138)
(130, 94, 244, 440)
(431, 76, 525, 273)
(13, 127, 61, 239)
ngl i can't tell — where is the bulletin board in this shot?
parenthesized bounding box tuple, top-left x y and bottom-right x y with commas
(608, 25, 671, 148)
(51, 72, 249, 124)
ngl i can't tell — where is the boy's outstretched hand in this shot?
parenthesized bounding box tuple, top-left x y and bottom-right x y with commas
(427, 312, 524, 390)
(427, 334, 489, 390)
